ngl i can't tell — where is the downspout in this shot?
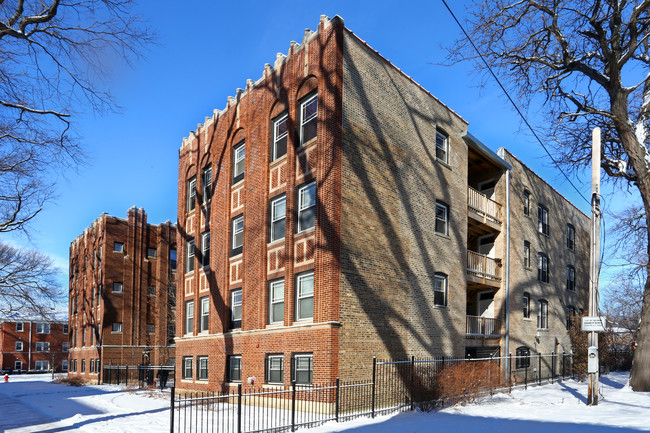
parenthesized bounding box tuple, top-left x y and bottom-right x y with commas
(504, 169, 511, 378)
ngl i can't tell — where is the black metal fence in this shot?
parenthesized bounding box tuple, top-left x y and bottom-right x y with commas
(103, 364, 175, 388)
(170, 353, 574, 433)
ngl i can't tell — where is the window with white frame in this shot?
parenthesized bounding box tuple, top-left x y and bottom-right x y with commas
(537, 299, 548, 329)
(231, 289, 242, 329)
(266, 354, 284, 384)
(300, 94, 317, 145)
(183, 356, 193, 379)
(567, 224, 575, 250)
(112, 322, 122, 333)
(435, 130, 449, 164)
(202, 165, 212, 204)
(201, 231, 210, 267)
(269, 279, 285, 324)
(90, 359, 95, 374)
(233, 141, 246, 183)
(15, 341, 23, 351)
(15, 322, 24, 332)
(62, 360, 68, 372)
(297, 182, 316, 233)
(227, 355, 242, 382)
(62, 342, 68, 352)
(187, 176, 197, 212)
(292, 353, 313, 385)
(113, 282, 123, 293)
(435, 201, 449, 235)
(114, 242, 124, 253)
(200, 296, 209, 333)
(566, 265, 576, 291)
(433, 273, 448, 307)
(15, 360, 22, 370)
(270, 195, 286, 242)
(523, 292, 530, 318)
(538, 253, 549, 283)
(231, 215, 244, 255)
(35, 342, 50, 352)
(523, 190, 531, 216)
(538, 205, 549, 236)
(36, 323, 50, 334)
(35, 360, 49, 371)
(185, 300, 194, 335)
(272, 113, 288, 161)
(524, 241, 531, 268)
(147, 248, 157, 258)
(63, 324, 68, 334)
(296, 272, 314, 321)
(186, 239, 195, 273)
(198, 356, 209, 380)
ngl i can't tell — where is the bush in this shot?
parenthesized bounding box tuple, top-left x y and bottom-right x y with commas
(53, 375, 85, 387)
(434, 360, 504, 406)
(568, 313, 613, 380)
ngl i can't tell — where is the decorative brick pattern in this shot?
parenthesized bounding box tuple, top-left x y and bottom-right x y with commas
(267, 245, 286, 274)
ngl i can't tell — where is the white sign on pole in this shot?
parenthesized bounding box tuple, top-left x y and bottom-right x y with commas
(582, 316, 606, 332)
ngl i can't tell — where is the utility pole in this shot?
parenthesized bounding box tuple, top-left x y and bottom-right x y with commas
(588, 127, 601, 406)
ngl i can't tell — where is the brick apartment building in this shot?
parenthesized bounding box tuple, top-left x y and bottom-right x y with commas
(68, 207, 177, 381)
(174, 15, 589, 391)
(0, 317, 69, 373)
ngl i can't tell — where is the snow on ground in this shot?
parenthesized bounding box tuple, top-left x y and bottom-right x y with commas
(1, 371, 649, 433)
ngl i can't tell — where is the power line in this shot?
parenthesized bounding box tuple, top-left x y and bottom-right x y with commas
(441, 0, 591, 206)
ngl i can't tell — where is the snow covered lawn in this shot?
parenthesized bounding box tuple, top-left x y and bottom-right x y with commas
(0, 371, 648, 433)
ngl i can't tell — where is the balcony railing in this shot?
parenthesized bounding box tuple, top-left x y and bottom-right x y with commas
(467, 250, 502, 282)
(468, 186, 502, 225)
(466, 315, 502, 338)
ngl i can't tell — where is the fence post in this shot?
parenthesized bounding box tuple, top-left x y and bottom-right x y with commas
(538, 355, 542, 385)
(169, 386, 175, 433)
(562, 352, 566, 379)
(509, 353, 512, 392)
(525, 365, 528, 390)
(371, 357, 376, 418)
(552, 352, 556, 383)
(237, 383, 242, 433)
(291, 380, 297, 432)
(335, 378, 340, 423)
(410, 355, 415, 411)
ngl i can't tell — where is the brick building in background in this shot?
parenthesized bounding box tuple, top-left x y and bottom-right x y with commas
(68, 207, 176, 381)
(175, 15, 589, 391)
(0, 317, 69, 373)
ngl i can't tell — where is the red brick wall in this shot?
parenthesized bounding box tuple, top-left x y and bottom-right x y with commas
(0, 321, 68, 372)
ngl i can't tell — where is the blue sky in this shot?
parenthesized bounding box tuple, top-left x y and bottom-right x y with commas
(7, 1, 624, 306)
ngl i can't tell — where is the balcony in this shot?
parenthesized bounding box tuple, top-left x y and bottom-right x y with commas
(466, 315, 502, 338)
(467, 187, 502, 233)
(467, 251, 502, 288)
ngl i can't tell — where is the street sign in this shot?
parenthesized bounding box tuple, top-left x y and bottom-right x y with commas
(582, 316, 606, 332)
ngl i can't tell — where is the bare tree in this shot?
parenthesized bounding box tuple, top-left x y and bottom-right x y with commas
(0, 241, 63, 317)
(448, 0, 650, 391)
(0, 0, 151, 234)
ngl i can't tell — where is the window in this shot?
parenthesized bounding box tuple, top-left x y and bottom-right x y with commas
(183, 357, 193, 379)
(270, 195, 286, 242)
(15, 341, 23, 351)
(147, 324, 155, 334)
(515, 347, 530, 369)
(435, 130, 449, 164)
(523, 190, 531, 216)
(148, 286, 156, 296)
(35, 360, 50, 371)
(537, 300, 548, 329)
(187, 176, 197, 212)
(90, 359, 95, 374)
(112, 322, 122, 333)
(114, 242, 124, 253)
(62, 360, 68, 372)
(231, 215, 244, 256)
(186, 239, 195, 273)
(200, 296, 209, 333)
(272, 113, 288, 161)
(296, 272, 314, 321)
(524, 241, 531, 268)
(185, 300, 194, 334)
(266, 354, 284, 384)
(170, 249, 177, 272)
(202, 166, 212, 204)
(566, 305, 577, 329)
(96, 286, 101, 306)
(113, 282, 123, 293)
(435, 201, 449, 235)
(433, 273, 448, 307)
(198, 356, 209, 380)
(81, 326, 86, 346)
(567, 224, 575, 250)
(96, 359, 100, 372)
(523, 292, 530, 318)
(292, 353, 313, 385)
(269, 279, 285, 324)
(227, 355, 242, 382)
(35, 342, 50, 352)
(567, 265, 576, 291)
(300, 94, 318, 145)
(72, 359, 77, 372)
(62, 342, 69, 352)
(63, 324, 68, 334)
(233, 141, 246, 183)
(537, 205, 549, 236)
(200, 231, 210, 267)
(537, 253, 549, 283)
(231, 289, 242, 329)
(297, 182, 316, 232)
(92, 286, 96, 306)
(15, 322, 24, 332)
(15, 361, 23, 371)
(36, 323, 50, 334)
(147, 248, 157, 258)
